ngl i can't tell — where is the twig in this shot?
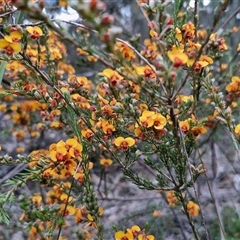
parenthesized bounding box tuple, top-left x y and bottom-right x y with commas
(194, 0, 198, 42)
(0, 9, 17, 18)
(197, 148, 226, 240)
(218, 5, 240, 31)
(99, 196, 161, 201)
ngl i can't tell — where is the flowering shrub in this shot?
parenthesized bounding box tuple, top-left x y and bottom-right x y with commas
(0, 0, 239, 239)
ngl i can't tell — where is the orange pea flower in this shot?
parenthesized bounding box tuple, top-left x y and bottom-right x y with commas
(4, 31, 22, 43)
(66, 138, 83, 159)
(153, 113, 167, 130)
(138, 233, 155, 240)
(167, 190, 178, 206)
(167, 46, 188, 67)
(49, 140, 68, 162)
(60, 193, 73, 203)
(26, 26, 43, 39)
(0, 38, 21, 55)
(75, 208, 83, 223)
(114, 41, 136, 61)
(194, 55, 213, 71)
(226, 76, 240, 92)
(182, 21, 195, 40)
(99, 119, 116, 135)
(140, 111, 167, 130)
(187, 201, 200, 216)
(175, 94, 193, 104)
(59, 204, 75, 216)
(134, 125, 147, 140)
(191, 126, 207, 137)
(81, 129, 94, 141)
(139, 110, 155, 128)
(115, 231, 134, 240)
(175, 27, 182, 42)
(114, 137, 135, 151)
(235, 124, 240, 134)
(135, 65, 156, 79)
(127, 225, 141, 237)
(31, 195, 42, 205)
(99, 68, 124, 87)
(100, 158, 113, 166)
(179, 120, 190, 134)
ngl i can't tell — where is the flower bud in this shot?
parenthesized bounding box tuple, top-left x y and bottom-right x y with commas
(100, 14, 114, 26)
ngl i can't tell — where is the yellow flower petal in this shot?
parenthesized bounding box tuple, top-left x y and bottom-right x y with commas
(125, 137, 135, 147)
(114, 136, 124, 146)
(0, 39, 9, 49)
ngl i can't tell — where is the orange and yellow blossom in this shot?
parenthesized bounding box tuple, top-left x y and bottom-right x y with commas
(138, 233, 155, 240)
(4, 31, 22, 43)
(179, 120, 190, 134)
(6, 60, 25, 75)
(149, 29, 158, 38)
(13, 130, 26, 141)
(139, 110, 167, 129)
(181, 21, 195, 40)
(100, 158, 113, 166)
(49, 47, 62, 60)
(114, 137, 135, 151)
(70, 93, 90, 108)
(194, 55, 213, 71)
(60, 193, 73, 203)
(152, 113, 167, 130)
(49, 140, 68, 162)
(0, 38, 21, 55)
(31, 195, 42, 205)
(167, 46, 188, 68)
(134, 124, 147, 140)
(237, 43, 240, 52)
(75, 208, 83, 223)
(153, 210, 162, 217)
(167, 190, 178, 206)
(129, 80, 140, 96)
(46, 185, 62, 204)
(197, 29, 207, 39)
(115, 231, 134, 240)
(187, 201, 200, 216)
(66, 138, 83, 159)
(60, 159, 78, 177)
(141, 39, 159, 60)
(68, 75, 92, 92)
(209, 33, 228, 51)
(26, 26, 43, 39)
(114, 41, 135, 61)
(139, 110, 155, 128)
(97, 119, 116, 135)
(226, 76, 240, 92)
(175, 94, 193, 104)
(234, 124, 240, 134)
(74, 170, 85, 183)
(50, 121, 63, 129)
(99, 69, 124, 87)
(175, 27, 182, 42)
(127, 225, 141, 237)
(185, 41, 201, 66)
(191, 126, 207, 137)
(135, 65, 156, 79)
(81, 128, 94, 141)
(16, 147, 25, 153)
(59, 204, 76, 216)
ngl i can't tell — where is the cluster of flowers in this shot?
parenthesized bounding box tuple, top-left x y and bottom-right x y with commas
(0, 0, 239, 239)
